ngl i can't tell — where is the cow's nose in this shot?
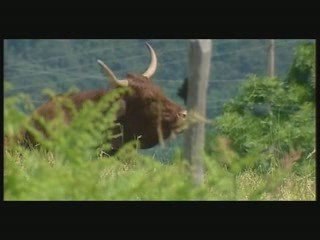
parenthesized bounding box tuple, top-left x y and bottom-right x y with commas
(178, 110, 187, 119)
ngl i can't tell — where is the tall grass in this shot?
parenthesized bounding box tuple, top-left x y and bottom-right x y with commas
(4, 140, 315, 200)
(4, 87, 315, 200)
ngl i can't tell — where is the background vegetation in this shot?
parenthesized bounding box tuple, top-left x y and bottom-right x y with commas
(4, 40, 316, 200)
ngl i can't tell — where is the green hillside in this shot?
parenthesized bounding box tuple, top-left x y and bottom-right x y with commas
(4, 39, 313, 110)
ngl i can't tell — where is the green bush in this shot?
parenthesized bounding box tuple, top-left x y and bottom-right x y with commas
(212, 43, 315, 173)
(286, 42, 315, 89)
(4, 82, 31, 140)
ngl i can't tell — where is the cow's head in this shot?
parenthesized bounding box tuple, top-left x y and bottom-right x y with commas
(97, 43, 188, 148)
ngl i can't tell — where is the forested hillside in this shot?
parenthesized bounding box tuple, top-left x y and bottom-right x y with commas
(4, 39, 313, 115)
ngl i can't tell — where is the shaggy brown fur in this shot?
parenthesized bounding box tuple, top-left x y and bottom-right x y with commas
(21, 73, 187, 152)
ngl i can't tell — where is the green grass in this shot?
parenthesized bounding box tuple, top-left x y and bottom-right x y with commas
(4, 72, 315, 201)
(233, 170, 315, 200)
(4, 143, 315, 201)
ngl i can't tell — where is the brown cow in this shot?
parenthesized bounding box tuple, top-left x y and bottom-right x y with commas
(22, 43, 188, 153)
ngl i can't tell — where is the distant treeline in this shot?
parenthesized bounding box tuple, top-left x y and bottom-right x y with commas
(4, 39, 313, 117)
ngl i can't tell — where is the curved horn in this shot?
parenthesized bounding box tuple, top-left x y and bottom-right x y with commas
(142, 43, 157, 78)
(97, 60, 128, 87)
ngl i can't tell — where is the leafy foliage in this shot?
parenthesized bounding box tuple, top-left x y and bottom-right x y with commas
(3, 41, 315, 200)
(4, 83, 315, 200)
(4, 82, 33, 146)
(213, 43, 315, 172)
(4, 130, 315, 200)
(286, 42, 315, 89)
